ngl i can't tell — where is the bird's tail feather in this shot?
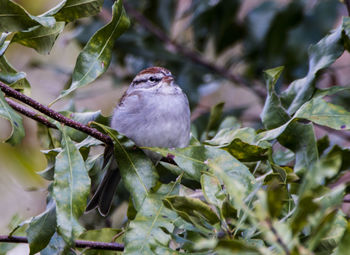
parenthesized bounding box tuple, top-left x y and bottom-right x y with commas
(86, 144, 120, 216)
(85, 166, 120, 216)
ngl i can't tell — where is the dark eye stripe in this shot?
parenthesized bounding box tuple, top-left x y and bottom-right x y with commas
(132, 78, 148, 85)
(132, 76, 162, 86)
(149, 77, 161, 82)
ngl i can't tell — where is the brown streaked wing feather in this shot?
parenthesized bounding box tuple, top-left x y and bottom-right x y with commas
(118, 90, 129, 107)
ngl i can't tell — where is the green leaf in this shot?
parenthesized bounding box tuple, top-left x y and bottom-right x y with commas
(314, 86, 350, 98)
(0, 55, 31, 95)
(218, 116, 241, 131)
(79, 228, 123, 255)
(335, 221, 350, 255)
(26, 201, 56, 255)
(144, 146, 207, 182)
(53, 125, 90, 245)
(0, 33, 10, 56)
(290, 195, 319, 235)
(52, 0, 130, 103)
(215, 239, 260, 255)
(60, 110, 104, 142)
(328, 145, 350, 171)
(258, 117, 318, 173)
(257, 118, 293, 142)
(201, 173, 225, 208)
(206, 149, 256, 209)
(319, 185, 345, 212)
(37, 122, 61, 149)
(11, 22, 65, 55)
(307, 209, 337, 251)
(158, 161, 187, 181)
(115, 150, 159, 210)
(0, 41, 9, 56)
(40, 232, 74, 255)
(205, 127, 269, 161)
(260, 116, 317, 171)
(124, 181, 180, 255)
(278, 121, 318, 173)
(147, 145, 255, 207)
(92, 122, 158, 211)
(259, 93, 344, 173)
(295, 97, 350, 130)
(281, 22, 344, 114)
(37, 148, 61, 181)
(0, 214, 27, 254)
(205, 102, 225, 139)
(260, 66, 290, 129)
(317, 135, 330, 156)
(342, 16, 350, 51)
(318, 211, 347, 252)
(84, 152, 103, 174)
(163, 196, 220, 231)
(153, 246, 210, 255)
(298, 153, 341, 197)
(0, 0, 55, 32)
(221, 198, 237, 221)
(45, 0, 104, 22)
(272, 146, 294, 165)
(76, 135, 103, 149)
(266, 178, 287, 219)
(0, 91, 25, 145)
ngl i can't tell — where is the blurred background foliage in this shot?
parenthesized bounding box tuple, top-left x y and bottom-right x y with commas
(1, 0, 350, 253)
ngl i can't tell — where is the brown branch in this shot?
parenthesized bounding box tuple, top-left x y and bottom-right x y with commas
(123, 3, 266, 100)
(266, 219, 290, 255)
(0, 82, 113, 145)
(1, 82, 176, 166)
(5, 98, 57, 129)
(0, 235, 123, 251)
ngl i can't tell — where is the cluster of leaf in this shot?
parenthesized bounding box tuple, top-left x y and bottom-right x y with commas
(0, 0, 129, 146)
(84, 0, 339, 104)
(100, 16, 350, 254)
(2, 0, 350, 255)
(0, 0, 129, 253)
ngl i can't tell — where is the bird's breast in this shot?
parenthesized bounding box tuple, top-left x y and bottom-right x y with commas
(112, 92, 190, 148)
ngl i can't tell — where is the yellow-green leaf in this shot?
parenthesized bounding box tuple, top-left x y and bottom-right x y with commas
(0, 91, 24, 145)
(52, 0, 130, 104)
(53, 126, 90, 245)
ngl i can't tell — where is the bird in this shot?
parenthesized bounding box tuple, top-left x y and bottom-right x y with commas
(86, 66, 191, 216)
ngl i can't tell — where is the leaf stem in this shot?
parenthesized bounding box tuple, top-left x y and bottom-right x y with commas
(0, 235, 124, 251)
(0, 82, 113, 145)
(266, 219, 290, 255)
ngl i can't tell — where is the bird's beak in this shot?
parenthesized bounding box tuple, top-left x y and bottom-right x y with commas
(162, 75, 174, 86)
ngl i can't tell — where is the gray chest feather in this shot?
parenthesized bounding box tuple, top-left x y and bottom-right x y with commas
(111, 92, 190, 148)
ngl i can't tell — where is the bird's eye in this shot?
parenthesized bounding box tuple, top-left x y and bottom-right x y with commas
(149, 76, 159, 82)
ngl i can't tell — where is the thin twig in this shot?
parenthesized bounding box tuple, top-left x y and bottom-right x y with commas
(0, 82, 113, 145)
(1, 82, 176, 166)
(266, 219, 290, 255)
(123, 3, 266, 100)
(5, 98, 57, 129)
(0, 235, 124, 251)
